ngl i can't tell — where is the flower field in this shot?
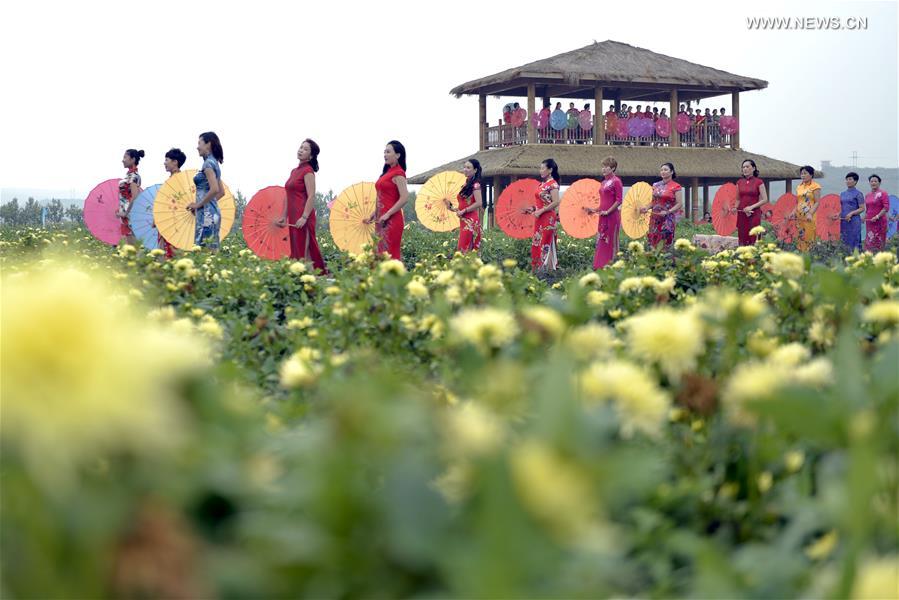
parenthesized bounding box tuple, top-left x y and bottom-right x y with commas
(2, 222, 898, 598)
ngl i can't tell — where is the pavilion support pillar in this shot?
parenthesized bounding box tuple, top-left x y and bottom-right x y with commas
(702, 181, 710, 217)
(670, 89, 680, 147)
(764, 180, 771, 202)
(732, 91, 740, 150)
(785, 178, 792, 194)
(478, 94, 487, 150)
(594, 86, 604, 145)
(526, 84, 536, 143)
(691, 177, 700, 222)
(491, 175, 504, 229)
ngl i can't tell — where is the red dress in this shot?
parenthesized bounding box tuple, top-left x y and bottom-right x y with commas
(648, 180, 683, 249)
(736, 176, 764, 245)
(530, 178, 559, 271)
(456, 180, 482, 253)
(592, 174, 623, 269)
(118, 166, 140, 236)
(285, 162, 327, 272)
(864, 189, 890, 251)
(375, 164, 406, 259)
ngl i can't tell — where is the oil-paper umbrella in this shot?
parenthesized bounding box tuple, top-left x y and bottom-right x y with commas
(559, 178, 601, 239)
(153, 170, 235, 250)
(329, 182, 377, 253)
(130, 184, 162, 249)
(771, 193, 798, 243)
(83, 179, 123, 245)
(675, 113, 691, 134)
(567, 112, 579, 130)
(655, 117, 671, 138)
(578, 111, 592, 130)
(719, 116, 740, 135)
(815, 194, 841, 241)
(887, 195, 899, 239)
(621, 182, 653, 239)
(511, 108, 526, 127)
(416, 171, 465, 232)
(616, 118, 630, 138)
(712, 182, 738, 236)
(496, 178, 539, 239)
(550, 110, 568, 131)
(242, 186, 290, 260)
(605, 113, 618, 136)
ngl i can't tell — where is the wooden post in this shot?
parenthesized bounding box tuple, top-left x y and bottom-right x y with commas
(527, 84, 536, 144)
(594, 86, 604, 145)
(702, 181, 710, 217)
(478, 94, 487, 151)
(691, 177, 700, 222)
(670, 89, 679, 148)
(764, 180, 770, 202)
(785, 178, 792, 194)
(731, 91, 740, 150)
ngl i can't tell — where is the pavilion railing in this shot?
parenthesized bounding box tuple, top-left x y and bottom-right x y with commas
(484, 121, 733, 149)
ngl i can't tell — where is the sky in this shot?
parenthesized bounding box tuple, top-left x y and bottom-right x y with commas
(1, 0, 896, 204)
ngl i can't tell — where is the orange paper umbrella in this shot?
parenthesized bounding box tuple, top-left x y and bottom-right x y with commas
(242, 186, 290, 260)
(771, 193, 798, 243)
(815, 194, 841, 241)
(496, 178, 539, 239)
(417, 170, 464, 232)
(621, 182, 652, 239)
(712, 182, 738, 236)
(560, 178, 601, 239)
(329, 182, 377, 253)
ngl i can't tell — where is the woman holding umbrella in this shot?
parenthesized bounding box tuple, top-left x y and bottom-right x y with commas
(116, 148, 144, 246)
(643, 162, 684, 249)
(278, 139, 327, 272)
(365, 140, 409, 260)
(864, 174, 890, 252)
(158, 147, 186, 258)
(792, 165, 820, 252)
(585, 156, 623, 269)
(524, 158, 561, 272)
(186, 131, 224, 250)
(735, 159, 767, 245)
(448, 159, 483, 253)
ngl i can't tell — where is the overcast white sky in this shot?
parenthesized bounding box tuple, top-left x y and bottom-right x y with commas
(1, 0, 896, 203)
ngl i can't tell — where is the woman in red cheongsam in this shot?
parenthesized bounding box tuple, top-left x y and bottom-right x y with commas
(366, 140, 409, 259)
(864, 174, 890, 252)
(278, 138, 327, 272)
(734, 159, 768, 245)
(586, 156, 623, 269)
(644, 162, 684, 249)
(448, 159, 482, 253)
(525, 158, 561, 272)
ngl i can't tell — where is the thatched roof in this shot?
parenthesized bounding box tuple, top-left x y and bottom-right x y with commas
(450, 41, 768, 102)
(409, 146, 820, 185)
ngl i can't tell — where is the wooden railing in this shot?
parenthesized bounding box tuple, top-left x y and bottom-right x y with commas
(484, 121, 734, 149)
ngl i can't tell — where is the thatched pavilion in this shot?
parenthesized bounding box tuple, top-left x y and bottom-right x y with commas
(410, 41, 816, 222)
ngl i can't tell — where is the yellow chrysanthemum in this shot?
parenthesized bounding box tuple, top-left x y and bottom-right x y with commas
(1, 266, 207, 488)
(406, 278, 429, 299)
(521, 306, 566, 339)
(862, 300, 899, 325)
(851, 556, 899, 599)
(765, 251, 805, 279)
(378, 259, 406, 276)
(450, 307, 518, 352)
(623, 307, 704, 380)
(443, 402, 504, 458)
(565, 323, 617, 361)
(580, 360, 670, 438)
(289, 261, 307, 274)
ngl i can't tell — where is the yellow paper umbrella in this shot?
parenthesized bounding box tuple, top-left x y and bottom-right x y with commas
(621, 182, 653, 239)
(153, 170, 234, 250)
(416, 170, 465, 232)
(329, 182, 377, 253)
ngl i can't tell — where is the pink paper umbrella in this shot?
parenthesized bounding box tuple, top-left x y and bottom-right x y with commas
(655, 117, 671, 137)
(83, 179, 123, 245)
(675, 113, 691, 134)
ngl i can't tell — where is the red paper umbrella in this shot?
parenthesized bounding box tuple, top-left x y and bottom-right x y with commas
(242, 186, 290, 260)
(675, 113, 691, 134)
(616, 118, 630, 138)
(815, 194, 841, 241)
(605, 114, 618, 136)
(511, 108, 526, 127)
(771, 193, 798, 242)
(83, 179, 124, 245)
(759, 201, 775, 222)
(496, 178, 539, 239)
(712, 182, 738, 236)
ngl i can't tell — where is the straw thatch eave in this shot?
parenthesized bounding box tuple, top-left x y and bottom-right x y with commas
(408, 146, 818, 185)
(451, 40, 767, 100)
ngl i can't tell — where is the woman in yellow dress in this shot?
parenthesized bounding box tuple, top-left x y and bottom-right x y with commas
(792, 165, 821, 251)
